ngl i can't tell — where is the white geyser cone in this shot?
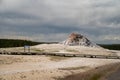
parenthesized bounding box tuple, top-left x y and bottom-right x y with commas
(61, 33, 100, 47)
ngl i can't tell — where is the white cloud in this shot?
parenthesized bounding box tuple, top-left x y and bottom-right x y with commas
(0, 0, 120, 43)
(1, 0, 120, 28)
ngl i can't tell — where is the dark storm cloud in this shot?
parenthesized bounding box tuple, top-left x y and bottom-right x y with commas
(0, 0, 120, 43)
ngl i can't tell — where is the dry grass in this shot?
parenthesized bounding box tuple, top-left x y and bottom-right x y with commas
(58, 66, 89, 70)
(0, 56, 24, 65)
(0, 77, 6, 80)
(48, 56, 69, 61)
(58, 63, 120, 80)
(66, 49, 79, 53)
(31, 48, 45, 52)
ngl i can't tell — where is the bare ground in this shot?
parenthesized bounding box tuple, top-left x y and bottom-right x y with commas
(58, 63, 120, 80)
(0, 54, 120, 80)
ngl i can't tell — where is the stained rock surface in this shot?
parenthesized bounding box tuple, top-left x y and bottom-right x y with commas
(62, 33, 98, 47)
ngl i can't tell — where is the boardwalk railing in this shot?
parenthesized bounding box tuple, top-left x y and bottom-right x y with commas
(0, 52, 120, 59)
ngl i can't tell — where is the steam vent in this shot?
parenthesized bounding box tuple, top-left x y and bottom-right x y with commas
(62, 33, 98, 47)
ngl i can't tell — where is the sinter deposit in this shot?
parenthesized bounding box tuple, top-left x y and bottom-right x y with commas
(62, 33, 98, 47)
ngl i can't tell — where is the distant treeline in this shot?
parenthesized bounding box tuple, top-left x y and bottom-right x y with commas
(99, 44, 120, 50)
(0, 39, 58, 48)
(0, 39, 41, 48)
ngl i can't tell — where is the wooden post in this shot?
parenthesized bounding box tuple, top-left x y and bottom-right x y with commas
(24, 46, 25, 52)
(28, 46, 30, 53)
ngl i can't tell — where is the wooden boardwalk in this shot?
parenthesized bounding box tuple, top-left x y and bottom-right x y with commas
(0, 52, 120, 59)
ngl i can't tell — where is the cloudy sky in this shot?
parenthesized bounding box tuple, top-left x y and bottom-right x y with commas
(0, 0, 120, 44)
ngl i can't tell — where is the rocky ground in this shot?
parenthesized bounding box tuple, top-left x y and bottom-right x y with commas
(0, 54, 120, 80)
(0, 43, 120, 80)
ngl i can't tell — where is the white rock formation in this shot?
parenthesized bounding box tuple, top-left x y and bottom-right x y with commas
(61, 33, 99, 47)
